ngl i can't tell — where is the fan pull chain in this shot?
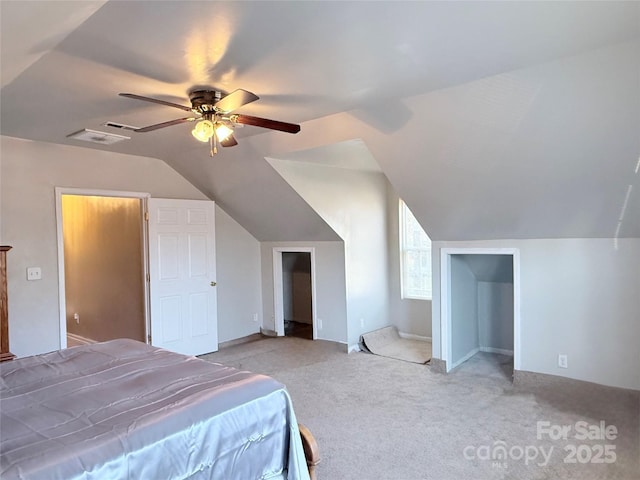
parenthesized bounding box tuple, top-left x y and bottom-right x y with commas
(210, 135, 217, 156)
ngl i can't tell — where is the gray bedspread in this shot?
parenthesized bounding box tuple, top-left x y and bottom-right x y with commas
(0, 339, 310, 480)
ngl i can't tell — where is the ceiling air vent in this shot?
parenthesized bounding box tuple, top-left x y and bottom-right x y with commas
(102, 121, 140, 131)
(67, 129, 130, 145)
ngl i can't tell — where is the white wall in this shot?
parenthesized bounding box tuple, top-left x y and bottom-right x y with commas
(268, 159, 390, 348)
(2, 136, 260, 357)
(260, 241, 347, 344)
(433, 238, 640, 390)
(215, 206, 263, 343)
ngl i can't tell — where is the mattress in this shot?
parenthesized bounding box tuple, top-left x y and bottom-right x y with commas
(0, 339, 310, 480)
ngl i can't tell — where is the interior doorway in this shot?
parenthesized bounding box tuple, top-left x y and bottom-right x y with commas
(273, 247, 317, 340)
(440, 248, 520, 377)
(56, 188, 150, 348)
(282, 252, 313, 339)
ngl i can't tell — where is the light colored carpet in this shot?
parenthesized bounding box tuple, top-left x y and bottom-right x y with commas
(361, 326, 431, 364)
(200, 336, 639, 480)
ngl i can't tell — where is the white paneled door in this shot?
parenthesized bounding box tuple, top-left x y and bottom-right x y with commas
(148, 199, 218, 356)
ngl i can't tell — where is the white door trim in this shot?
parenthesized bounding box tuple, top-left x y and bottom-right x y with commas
(272, 247, 317, 339)
(55, 187, 151, 349)
(440, 247, 521, 372)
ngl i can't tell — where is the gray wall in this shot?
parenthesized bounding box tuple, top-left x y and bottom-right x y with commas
(267, 148, 432, 343)
(432, 238, 640, 390)
(450, 255, 479, 364)
(478, 282, 514, 352)
(1, 136, 204, 356)
(2, 137, 267, 354)
(261, 241, 347, 344)
(215, 207, 263, 343)
(267, 159, 389, 348)
(387, 188, 432, 338)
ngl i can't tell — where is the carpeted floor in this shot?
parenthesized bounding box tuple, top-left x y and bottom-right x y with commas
(200, 336, 639, 480)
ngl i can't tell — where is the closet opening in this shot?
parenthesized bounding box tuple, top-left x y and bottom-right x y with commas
(440, 248, 520, 379)
(272, 247, 317, 340)
(282, 252, 313, 339)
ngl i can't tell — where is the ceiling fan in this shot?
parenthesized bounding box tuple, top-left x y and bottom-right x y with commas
(117, 89, 300, 156)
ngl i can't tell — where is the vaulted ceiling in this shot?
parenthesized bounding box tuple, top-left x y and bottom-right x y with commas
(1, 1, 638, 241)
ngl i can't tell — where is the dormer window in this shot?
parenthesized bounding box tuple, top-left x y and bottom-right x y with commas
(399, 199, 432, 300)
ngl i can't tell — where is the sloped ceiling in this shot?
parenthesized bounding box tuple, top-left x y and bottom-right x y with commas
(456, 255, 513, 284)
(1, 1, 638, 241)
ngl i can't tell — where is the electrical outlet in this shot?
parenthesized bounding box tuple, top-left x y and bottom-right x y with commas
(27, 267, 42, 281)
(360, 318, 364, 328)
(558, 354, 568, 368)
(318, 318, 323, 330)
(73, 313, 80, 325)
(252, 313, 258, 322)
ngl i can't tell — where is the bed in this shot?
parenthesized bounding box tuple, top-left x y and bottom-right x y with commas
(0, 339, 315, 479)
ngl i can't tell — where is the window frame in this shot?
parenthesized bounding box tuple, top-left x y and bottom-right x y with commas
(399, 199, 432, 301)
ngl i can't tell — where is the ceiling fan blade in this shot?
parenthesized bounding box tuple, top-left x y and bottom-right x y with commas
(119, 93, 193, 112)
(220, 134, 238, 147)
(134, 117, 196, 132)
(214, 89, 259, 113)
(232, 114, 300, 134)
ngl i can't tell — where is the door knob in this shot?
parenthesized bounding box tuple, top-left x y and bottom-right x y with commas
(210, 281, 217, 287)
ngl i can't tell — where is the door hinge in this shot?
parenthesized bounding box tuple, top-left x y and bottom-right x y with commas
(146, 273, 150, 282)
(144, 211, 149, 221)
(147, 334, 152, 344)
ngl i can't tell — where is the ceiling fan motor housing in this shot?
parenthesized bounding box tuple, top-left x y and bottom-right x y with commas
(189, 90, 224, 113)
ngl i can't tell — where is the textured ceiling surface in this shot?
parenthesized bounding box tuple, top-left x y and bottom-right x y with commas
(1, 1, 638, 241)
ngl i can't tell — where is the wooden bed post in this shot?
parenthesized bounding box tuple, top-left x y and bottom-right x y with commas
(0, 246, 15, 362)
(298, 423, 320, 479)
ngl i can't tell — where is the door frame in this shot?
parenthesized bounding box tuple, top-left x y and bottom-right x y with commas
(55, 187, 151, 349)
(440, 247, 521, 372)
(272, 247, 317, 339)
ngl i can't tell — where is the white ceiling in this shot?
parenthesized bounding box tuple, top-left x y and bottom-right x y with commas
(1, 1, 639, 241)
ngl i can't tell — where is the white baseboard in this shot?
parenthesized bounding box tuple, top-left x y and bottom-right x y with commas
(480, 346, 514, 356)
(449, 346, 514, 370)
(398, 331, 432, 342)
(450, 347, 480, 370)
(219, 333, 263, 349)
(348, 343, 361, 353)
(260, 327, 278, 337)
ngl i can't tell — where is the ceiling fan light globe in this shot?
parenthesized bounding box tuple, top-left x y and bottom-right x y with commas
(192, 119, 214, 142)
(214, 123, 234, 142)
